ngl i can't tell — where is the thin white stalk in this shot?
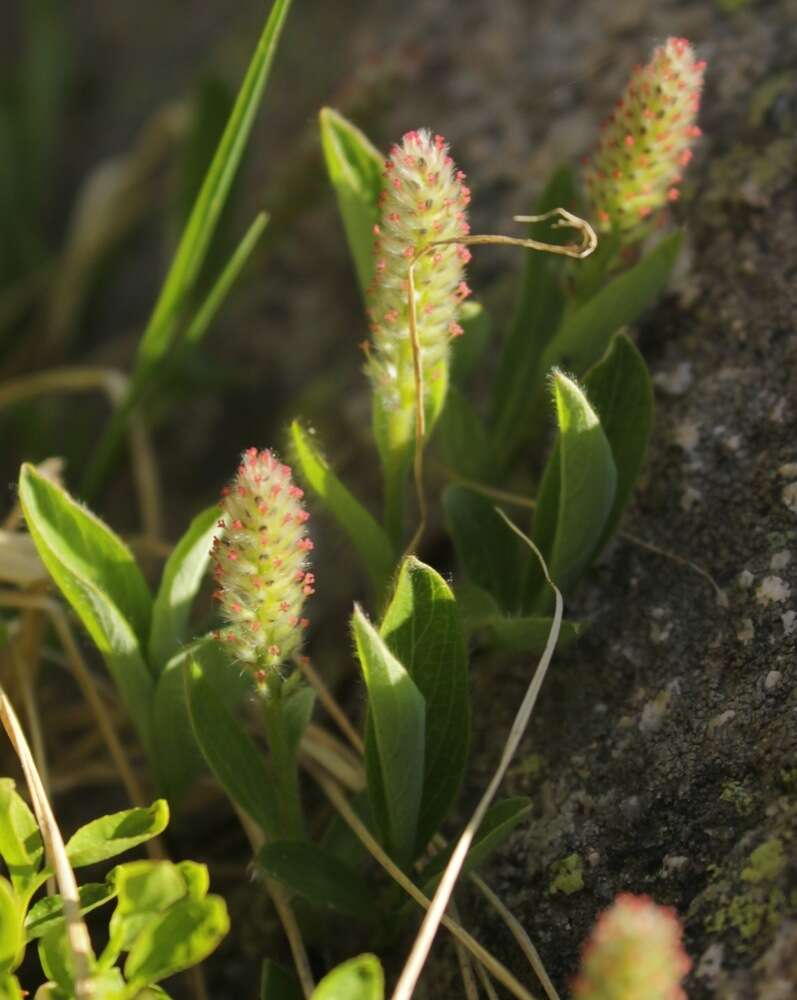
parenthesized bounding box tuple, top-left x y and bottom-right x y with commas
(0, 684, 94, 998)
(391, 511, 562, 1000)
(307, 762, 538, 1000)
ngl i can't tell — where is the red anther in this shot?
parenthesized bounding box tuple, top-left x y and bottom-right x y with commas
(455, 281, 472, 300)
(303, 585, 315, 596)
(268, 645, 280, 657)
(280, 601, 290, 612)
(376, 259, 386, 272)
(294, 569, 305, 582)
(624, 134, 635, 147)
(679, 149, 693, 166)
(273, 557, 283, 569)
(667, 187, 680, 201)
(289, 486, 304, 499)
(688, 125, 702, 137)
(448, 322, 464, 337)
(258, 502, 268, 514)
(237, 486, 247, 497)
(385, 309, 399, 323)
(298, 538, 314, 551)
(288, 616, 298, 627)
(433, 251, 443, 264)
(232, 519, 244, 530)
(372, 224, 381, 235)
(295, 510, 310, 524)
(227, 550, 238, 561)
(270, 484, 282, 498)
(392, 177, 402, 191)
(388, 212, 400, 223)
(253, 576, 264, 589)
(255, 669, 266, 684)
(403, 246, 414, 259)
(221, 486, 231, 497)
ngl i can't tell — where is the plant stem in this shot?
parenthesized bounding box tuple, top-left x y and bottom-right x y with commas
(261, 678, 304, 840)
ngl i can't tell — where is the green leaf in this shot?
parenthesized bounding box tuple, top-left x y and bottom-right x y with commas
(290, 420, 395, 594)
(25, 883, 116, 941)
(65, 801, 169, 868)
(18, 464, 155, 752)
(352, 606, 425, 868)
(19, 464, 152, 645)
(151, 637, 246, 807)
(149, 505, 223, 669)
(38, 927, 73, 993)
(261, 959, 303, 1000)
(311, 955, 384, 1000)
(538, 231, 682, 377)
(0, 974, 23, 1000)
(105, 861, 193, 963)
(0, 878, 22, 975)
(443, 485, 528, 613)
(380, 558, 470, 854)
(0, 779, 43, 898)
(420, 798, 531, 892)
(185, 657, 279, 838)
(435, 386, 490, 480)
(451, 300, 492, 385)
(84, 0, 293, 495)
(483, 615, 582, 653)
(528, 373, 617, 606)
(258, 841, 373, 920)
(319, 108, 383, 296)
(490, 167, 577, 450)
(123, 896, 229, 986)
(583, 333, 653, 552)
(175, 862, 209, 902)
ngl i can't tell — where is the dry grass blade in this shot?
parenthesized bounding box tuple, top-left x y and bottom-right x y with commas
(391, 509, 563, 1000)
(295, 653, 365, 755)
(470, 874, 560, 1000)
(307, 762, 538, 1000)
(0, 683, 94, 998)
(0, 591, 152, 826)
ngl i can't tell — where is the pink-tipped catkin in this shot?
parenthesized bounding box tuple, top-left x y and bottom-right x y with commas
(583, 37, 706, 236)
(366, 128, 471, 412)
(211, 448, 314, 676)
(573, 893, 691, 1000)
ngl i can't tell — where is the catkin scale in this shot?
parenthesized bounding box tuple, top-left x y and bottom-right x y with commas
(366, 129, 471, 416)
(211, 447, 314, 673)
(583, 37, 706, 236)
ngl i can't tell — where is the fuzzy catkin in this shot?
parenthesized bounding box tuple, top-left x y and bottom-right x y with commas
(572, 893, 691, 1000)
(366, 129, 471, 415)
(583, 37, 706, 236)
(211, 447, 314, 675)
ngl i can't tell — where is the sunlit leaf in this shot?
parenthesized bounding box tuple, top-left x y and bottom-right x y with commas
(353, 606, 425, 867)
